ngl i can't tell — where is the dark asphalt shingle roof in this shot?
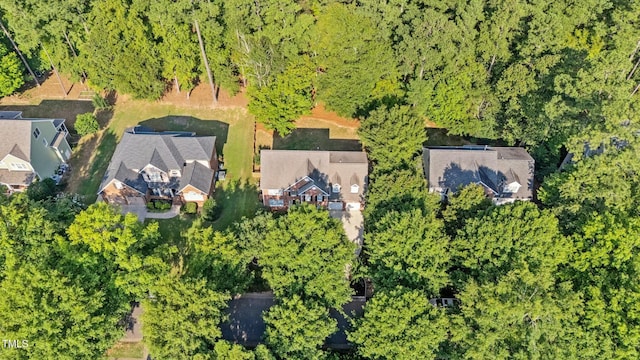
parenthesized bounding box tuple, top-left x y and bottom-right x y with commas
(179, 161, 215, 193)
(0, 169, 36, 186)
(98, 132, 216, 193)
(260, 150, 368, 203)
(423, 146, 534, 200)
(0, 121, 31, 162)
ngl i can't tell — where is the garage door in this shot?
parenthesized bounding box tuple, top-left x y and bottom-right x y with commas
(126, 196, 146, 205)
(346, 202, 361, 211)
(184, 191, 205, 201)
(328, 202, 343, 210)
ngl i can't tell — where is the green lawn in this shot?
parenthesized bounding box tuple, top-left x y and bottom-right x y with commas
(146, 213, 197, 244)
(70, 100, 261, 233)
(105, 341, 145, 359)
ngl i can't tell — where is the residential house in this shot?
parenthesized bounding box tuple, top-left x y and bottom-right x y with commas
(260, 150, 368, 211)
(98, 128, 217, 207)
(0, 111, 71, 194)
(422, 145, 535, 204)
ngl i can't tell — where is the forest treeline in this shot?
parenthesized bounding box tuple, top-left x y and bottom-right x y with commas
(1, 0, 640, 163)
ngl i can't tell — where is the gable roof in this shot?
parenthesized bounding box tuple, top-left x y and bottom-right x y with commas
(422, 146, 534, 200)
(178, 161, 215, 193)
(0, 169, 36, 186)
(260, 150, 368, 202)
(98, 132, 216, 193)
(0, 121, 32, 162)
(0, 111, 67, 163)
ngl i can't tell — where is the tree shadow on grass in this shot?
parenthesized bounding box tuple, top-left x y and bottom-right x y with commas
(67, 128, 118, 202)
(0, 99, 95, 130)
(213, 178, 261, 231)
(273, 128, 362, 151)
(138, 116, 229, 157)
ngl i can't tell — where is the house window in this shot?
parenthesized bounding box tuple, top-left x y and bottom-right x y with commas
(33, 128, 40, 139)
(317, 195, 323, 202)
(332, 184, 341, 193)
(148, 172, 162, 182)
(10, 163, 28, 170)
(350, 184, 359, 193)
(114, 181, 123, 190)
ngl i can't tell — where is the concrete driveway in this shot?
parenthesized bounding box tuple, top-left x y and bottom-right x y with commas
(120, 204, 148, 222)
(330, 210, 364, 255)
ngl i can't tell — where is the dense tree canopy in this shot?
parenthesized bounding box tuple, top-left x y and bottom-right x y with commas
(0, 38, 23, 97)
(1, 0, 637, 162)
(0, 195, 131, 359)
(349, 290, 449, 360)
(264, 296, 337, 360)
(259, 204, 355, 308)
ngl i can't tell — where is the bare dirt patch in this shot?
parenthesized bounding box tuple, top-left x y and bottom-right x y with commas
(159, 82, 249, 109)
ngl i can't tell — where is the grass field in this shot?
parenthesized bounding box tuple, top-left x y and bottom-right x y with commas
(104, 341, 145, 359)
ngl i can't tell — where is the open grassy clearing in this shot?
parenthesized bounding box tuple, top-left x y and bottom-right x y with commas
(104, 341, 145, 359)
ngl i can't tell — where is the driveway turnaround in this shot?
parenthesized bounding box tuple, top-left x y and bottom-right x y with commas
(120, 204, 147, 222)
(145, 205, 181, 219)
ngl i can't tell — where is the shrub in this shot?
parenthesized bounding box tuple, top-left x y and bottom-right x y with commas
(26, 178, 57, 201)
(92, 93, 109, 110)
(146, 202, 155, 210)
(202, 198, 221, 221)
(75, 113, 100, 136)
(184, 202, 197, 214)
(154, 201, 171, 210)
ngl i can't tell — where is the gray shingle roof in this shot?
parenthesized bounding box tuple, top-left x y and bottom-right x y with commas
(0, 169, 35, 186)
(179, 161, 215, 193)
(98, 132, 216, 193)
(260, 150, 368, 202)
(0, 121, 31, 162)
(423, 146, 534, 200)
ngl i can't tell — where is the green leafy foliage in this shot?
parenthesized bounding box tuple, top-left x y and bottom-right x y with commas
(313, 3, 399, 117)
(248, 58, 314, 135)
(74, 112, 99, 136)
(82, 0, 164, 99)
(0, 195, 131, 360)
(358, 105, 425, 172)
(451, 201, 569, 284)
(142, 274, 230, 360)
(365, 207, 449, 294)
(183, 202, 198, 214)
(264, 295, 337, 360)
(259, 204, 355, 308)
(349, 290, 449, 360)
(0, 40, 23, 97)
(202, 197, 222, 221)
(67, 202, 165, 297)
(25, 178, 56, 201)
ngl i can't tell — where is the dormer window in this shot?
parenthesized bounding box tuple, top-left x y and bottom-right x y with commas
(33, 128, 40, 139)
(350, 184, 359, 194)
(332, 184, 341, 193)
(169, 169, 180, 177)
(503, 181, 521, 194)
